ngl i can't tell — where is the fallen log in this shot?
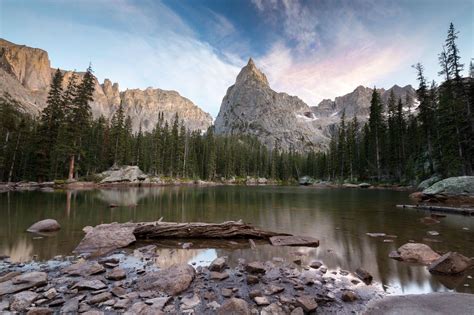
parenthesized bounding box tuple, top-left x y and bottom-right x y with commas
(396, 204, 474, 216)
(74, 220, 318, 256)
(134, 221, 286, 239)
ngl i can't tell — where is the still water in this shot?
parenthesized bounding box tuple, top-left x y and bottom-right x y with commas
(1, 186, 473, 295)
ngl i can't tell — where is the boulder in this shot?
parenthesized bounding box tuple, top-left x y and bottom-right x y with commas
(136, 264, 195, 295)
(423, 176, 474, 196)
(397, 243, 440, 264)
(0, 272, 47, 296)
(209, 257, 227, 272)
(99, 165, 148, 184)
(73, 222, 137, 256)
(355, 268, 373, 285)
(217, 298, 250, 315)
(428, 252, 473, 275)
(418, 175, 442, 191)
(26, 219, 60, 233)
(358, 183, 371, 188)
(299, 176, 316, 185)
(245, 261, 266, 274)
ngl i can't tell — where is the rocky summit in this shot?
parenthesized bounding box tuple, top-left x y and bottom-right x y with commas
(311, 84, 417, 137)
(0, 39, 212, 132)
(214, 58, 329, 152)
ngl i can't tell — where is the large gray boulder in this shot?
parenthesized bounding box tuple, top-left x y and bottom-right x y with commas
(26, 219, 60, 233)
(417, 174, 442, 191)
(99, 165, 148, 184)
(423, 176, 474, 196)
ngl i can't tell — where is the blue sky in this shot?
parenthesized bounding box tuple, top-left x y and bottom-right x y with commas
(1, 0, 473, 117)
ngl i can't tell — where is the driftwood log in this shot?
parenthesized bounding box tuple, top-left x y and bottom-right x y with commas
(397, 204, 474, 216)
(74, 220, 317, 256)
(134, 221, 286, 239)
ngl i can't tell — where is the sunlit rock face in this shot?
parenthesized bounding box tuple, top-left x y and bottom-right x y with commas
(0, 39, 212, 132)
(311, 84, 417, 137)
(215, 58, 329, 152)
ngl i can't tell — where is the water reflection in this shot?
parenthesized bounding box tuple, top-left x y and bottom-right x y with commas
(0, 186, 473, 294)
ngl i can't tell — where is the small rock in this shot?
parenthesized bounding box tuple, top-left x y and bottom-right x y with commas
(265, 284, 284, 295)
(114, 298, 130, 309)
(26, 307, 53, 315)
(341, 291, 358, 302)
(208, 301, 221, 309)
(245, 262, 266, 274)
(181, 294, 200, 310)
(398, 243, 441, 264)
(88, 292, 112, 304)
(296, 296, 318, 312)
(261, 303, 286, 315)
(209, 257, 227, 272)
(10, 290, 38, 312)
(293, 258, 302, 265)
(63, 261, 105, 276)
(290, 307, 304, 315)
(111, 286, 127, 297)
(246, 275, 259, 284)
(217, 298, 250, 315)
(222, 288, 233, 298)
(48, 298, 65, 307)
(145, 296, 170, 310)
(427, 231, 440, 236)
(248, 290, 262, 299)
(106, 267, 126, 280)
(309, 261, 322, 269)
(60, 296, 80, 313)
(254, 296, 270, 306)
(73, 279, 107, 290)
(389, 250, 402, 261)
(366, 233, 386, 237)
(211, 271, 229, 281)
(182, 242, 193, 249)
(44, 288, 57, 300)
(355, 268, 373, 285)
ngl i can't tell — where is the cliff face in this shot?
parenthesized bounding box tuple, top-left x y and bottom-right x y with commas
(214, 59, 328, 152)
(311, 84, 417, 137)
(0, 39, 212, 132)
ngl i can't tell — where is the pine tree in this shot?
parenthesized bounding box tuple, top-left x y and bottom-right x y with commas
(368, 88, 384, 180)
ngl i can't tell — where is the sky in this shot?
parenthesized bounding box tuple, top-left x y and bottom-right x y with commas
(0, 0, 473, 117)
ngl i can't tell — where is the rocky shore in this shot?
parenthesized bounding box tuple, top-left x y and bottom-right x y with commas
(0, 248, 383, 314)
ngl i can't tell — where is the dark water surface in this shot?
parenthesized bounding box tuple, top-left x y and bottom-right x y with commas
(1, 186, 473, 294)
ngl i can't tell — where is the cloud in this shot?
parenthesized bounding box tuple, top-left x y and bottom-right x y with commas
(251, 0, 420, 106)
(2, 0, 243, 118)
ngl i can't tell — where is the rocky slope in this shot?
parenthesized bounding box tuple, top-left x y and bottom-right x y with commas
(312, 84, 417, 137)
(0, 39, 212, 132)
(215, 59, 328, 152)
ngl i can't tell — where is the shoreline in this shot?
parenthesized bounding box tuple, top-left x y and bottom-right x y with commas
(0, 247, 384, 314)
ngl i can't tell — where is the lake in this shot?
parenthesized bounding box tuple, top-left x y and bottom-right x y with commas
(1, 186, 473, 295)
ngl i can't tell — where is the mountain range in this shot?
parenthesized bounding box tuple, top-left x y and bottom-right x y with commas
(0, 39, 417, 151)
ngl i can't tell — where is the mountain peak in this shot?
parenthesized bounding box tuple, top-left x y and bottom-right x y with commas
(235, 58, 269, 86)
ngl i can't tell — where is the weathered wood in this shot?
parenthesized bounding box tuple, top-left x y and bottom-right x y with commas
(134, 221, 287, 239)
(269, 235, 319, 247)
(397, 204, 474, 216)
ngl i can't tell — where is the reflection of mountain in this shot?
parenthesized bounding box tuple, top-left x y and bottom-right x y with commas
(1, 236, 33, 262)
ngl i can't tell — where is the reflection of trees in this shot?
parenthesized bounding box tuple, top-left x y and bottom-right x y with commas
(0, 186, 473, 293)
(1, 236, 33, 262)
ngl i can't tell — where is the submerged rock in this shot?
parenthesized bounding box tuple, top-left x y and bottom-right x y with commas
(26, 219, 61, 233)
(355, 268, 373, 285)
(397, 243, 441, 264)
(428, 252, 473, 275)
(269, 235, 319, 247)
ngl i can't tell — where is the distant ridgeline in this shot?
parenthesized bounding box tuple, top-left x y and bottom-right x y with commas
(0, 23, 472, 183)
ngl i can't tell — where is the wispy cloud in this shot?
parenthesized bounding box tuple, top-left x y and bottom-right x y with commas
(252, 0, 420, 105)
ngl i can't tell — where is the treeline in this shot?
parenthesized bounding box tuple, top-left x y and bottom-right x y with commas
(0, 69, 311, 182)
(0, 23, 471, 184)
(320, 23, 473, 183)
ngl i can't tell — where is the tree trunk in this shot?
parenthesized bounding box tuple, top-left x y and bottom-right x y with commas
(7, 132, 21, 183)
(68, 155, 75, 180)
